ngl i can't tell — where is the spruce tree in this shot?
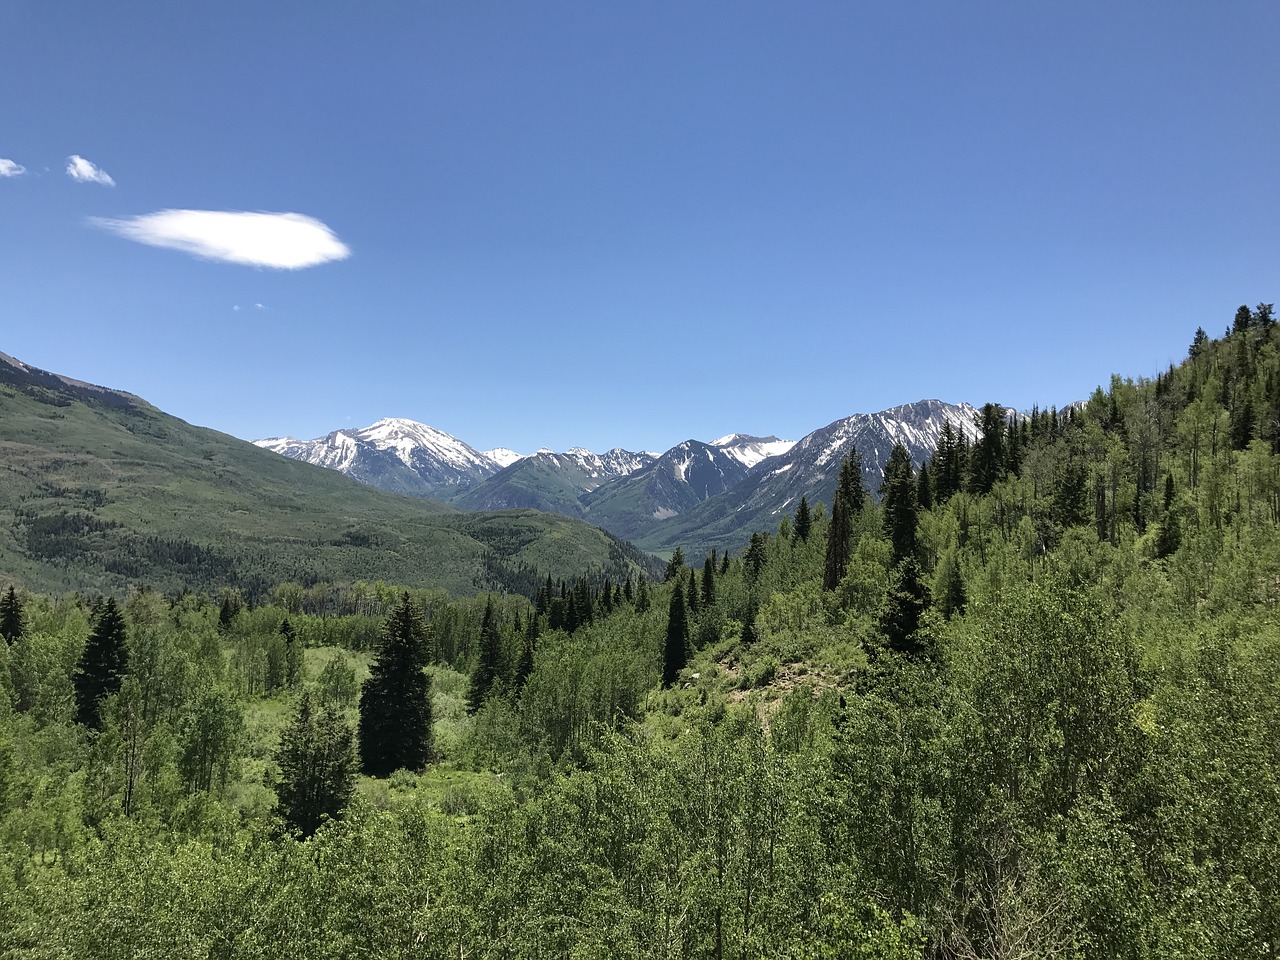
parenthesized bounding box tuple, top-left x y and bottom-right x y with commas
(663, 548, 686, 582)
(968, 403, 1007, 495)
(916, 461, 933, 510)
(688, 570, 700, 614)
(744, 532, 767, 582)
(719, 550, 730, 576)
(702, 554, 716, 608)
(515, 615, 538, 692)
(635, 575, 651, 613)
(662, 583, 690, 687)
(280, 617, 301, 688)
(793, 496, 813, 542)
(467, 597, 505, 714)
(880, 444, 919, 565)
(823, 450, 864, 592)
(74, 597, 128, 729)
(839, 447, 866, 515)
(879, 558, 930, 657)
(741, 602, 759, 646)
(358, 593, 433, 777)
(276, 691, 356, 838)
(0, 586, 26, 643)
(823, 492, 851, 592)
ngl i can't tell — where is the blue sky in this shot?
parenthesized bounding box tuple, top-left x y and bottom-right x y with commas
(2, 2, 1278, 455)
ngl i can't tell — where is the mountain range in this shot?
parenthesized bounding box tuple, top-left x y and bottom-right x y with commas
(0, 351, 660, 597)
(257, 400, 983, 556)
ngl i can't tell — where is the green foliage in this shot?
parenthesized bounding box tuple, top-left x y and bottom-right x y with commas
(7, 309, 1280, 957)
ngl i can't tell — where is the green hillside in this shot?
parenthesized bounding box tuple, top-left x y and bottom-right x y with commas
(0, 354, 660, 596)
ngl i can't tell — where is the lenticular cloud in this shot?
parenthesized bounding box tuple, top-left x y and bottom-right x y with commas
(92, 209, 351, 269)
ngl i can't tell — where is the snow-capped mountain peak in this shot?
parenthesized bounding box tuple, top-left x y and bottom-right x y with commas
(710, 433, 797, 469)
(484, 447, 525, 468)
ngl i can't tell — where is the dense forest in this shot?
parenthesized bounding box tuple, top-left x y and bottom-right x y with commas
(1, 307, 1279, 958)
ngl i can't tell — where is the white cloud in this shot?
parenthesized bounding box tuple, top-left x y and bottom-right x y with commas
(0, 159, 25, 177)
(66, 155, 115, 186)
(254, 302, 267, 310)
(91, 209, 351, 269)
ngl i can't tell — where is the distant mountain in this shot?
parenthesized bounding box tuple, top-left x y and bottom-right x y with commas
(580, 440, 753, 541)
(255, 403, 986, 557)
(255, 418, 500, 497)
(0, 353, 662, 596)
(636, 400, 982, 555)
(456, 448, 657, 515)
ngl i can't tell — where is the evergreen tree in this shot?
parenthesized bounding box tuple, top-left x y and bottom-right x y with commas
(793, 496, 813, 542)
(1231, 394, 1255, 451)
(635, 575, 651, 613)
(74, 597, 128, 729)
(916, 461, 933, 511)
(275, 691, 356, 838)
(688, 570, 700, 614)
(515, 615, 538, 692)
(839, 446, 867, 515)
(217, 589, 242, 631)
(702, 554, 716, 608)
(933, 423, 964, 504)
(467, 597, 505, 714)
(662, 583, 689, 687)
(935, 548, 966, 620)
(719, 550, 731, 576)
(0, 586, 26, 643)
(744, 532, 767, 583)
(358, 593, 433, 777)
(823, 493, 851, 593)
(879, 558, 930, 657)
(280, 617, 302, 688)
(663, 548, 686, 582)
(823, 450, 865, 592)
(880, 444, 919, 565)
(968, 402, 1007, 495)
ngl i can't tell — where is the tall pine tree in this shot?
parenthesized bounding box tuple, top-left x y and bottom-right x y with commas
(0, 586, 26, 643)
(881, 444, 919, 565)
(823, 450, 865, 592)
(276, 691, 356, 838)
(467, 597, 505, 713)
(358, 593, 433, 777)
(74, 597, 128, 729)
(662, 583, 690, 687)
(793, 496, 813, 542)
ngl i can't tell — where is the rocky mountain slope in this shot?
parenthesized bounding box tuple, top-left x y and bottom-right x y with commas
(635, 400, 982, 555)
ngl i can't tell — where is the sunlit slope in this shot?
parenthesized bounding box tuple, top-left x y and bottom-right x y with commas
(0, 354, 657, 595)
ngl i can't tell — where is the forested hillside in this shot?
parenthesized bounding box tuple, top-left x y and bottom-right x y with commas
(2, 306, 1279, 958)
(0, 351, 660, 596)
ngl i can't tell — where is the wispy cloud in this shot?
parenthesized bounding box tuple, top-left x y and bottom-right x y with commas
(0, 159, 25, 178)
(91, 209, 351, 270)
(66, 155, 115, 186)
